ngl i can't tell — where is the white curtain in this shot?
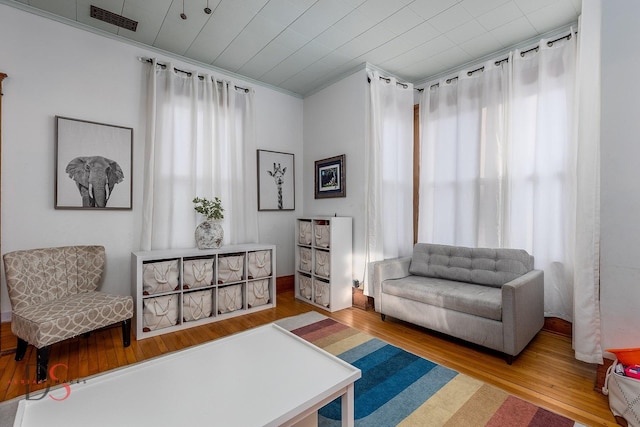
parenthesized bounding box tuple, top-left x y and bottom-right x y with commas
(141, 60, 258, 250)
(364, 70, 414, 295)
(573, 1, 603, 364)
(419, 31, 601, 361)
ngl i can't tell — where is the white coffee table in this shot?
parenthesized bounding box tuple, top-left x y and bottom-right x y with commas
(13, 324, 361, 427)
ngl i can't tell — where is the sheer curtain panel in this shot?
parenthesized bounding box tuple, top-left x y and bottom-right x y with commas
(141, 60, 258, 251)
(419, 31, 601, 362)
(364, 70, 414, 296)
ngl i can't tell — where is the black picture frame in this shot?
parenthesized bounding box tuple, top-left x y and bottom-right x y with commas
(315, 154, 346, 199)
(257, 149, 295, 211)
(55, 116, 133, 210)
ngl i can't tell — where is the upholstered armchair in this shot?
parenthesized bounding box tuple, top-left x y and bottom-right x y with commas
(3, 245, 133, 382)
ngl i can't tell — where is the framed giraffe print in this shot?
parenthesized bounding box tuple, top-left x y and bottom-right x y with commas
(314, 154, 346, 199)
(257, 149, 295, 211)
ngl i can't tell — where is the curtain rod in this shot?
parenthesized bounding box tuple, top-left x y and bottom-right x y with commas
(367, 75, 409, 89)
(139, 57, 250, 93)
(419, 31, 576, 92)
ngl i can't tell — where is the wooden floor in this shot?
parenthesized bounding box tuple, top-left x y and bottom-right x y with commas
(0, 291, 617, 426)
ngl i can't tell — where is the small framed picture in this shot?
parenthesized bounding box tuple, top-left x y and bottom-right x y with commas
(55, 116, 133, 210)
(315, 154, 346, 199)
(257, 149, 295, 211)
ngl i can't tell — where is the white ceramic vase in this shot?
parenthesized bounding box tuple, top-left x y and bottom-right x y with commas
(195, 220, 223, 249)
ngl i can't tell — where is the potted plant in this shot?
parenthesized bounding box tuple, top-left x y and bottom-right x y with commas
(193, 196, 224, 249)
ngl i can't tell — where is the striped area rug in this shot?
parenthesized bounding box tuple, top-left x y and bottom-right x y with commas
(277, 312, 584, 427)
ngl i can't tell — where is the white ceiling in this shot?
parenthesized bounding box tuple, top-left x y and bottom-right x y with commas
(12, 0, 581, 96)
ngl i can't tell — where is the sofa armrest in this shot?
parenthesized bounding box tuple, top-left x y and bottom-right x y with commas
(369, 257, 412, 312)
(502, 269, 544, 356)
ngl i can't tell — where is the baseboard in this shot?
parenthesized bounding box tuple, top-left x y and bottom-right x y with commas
(595, 358, 615, 394)
(276, 275, 294, 294)
(1, 312, 10, 323)
(543, 317, 572, 337)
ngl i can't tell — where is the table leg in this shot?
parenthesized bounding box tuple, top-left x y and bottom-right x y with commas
(341, 383, 355, 427)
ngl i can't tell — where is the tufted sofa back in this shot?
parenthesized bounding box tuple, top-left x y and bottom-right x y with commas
(3, 246, 105, 310)
(408, 243, 534, 288)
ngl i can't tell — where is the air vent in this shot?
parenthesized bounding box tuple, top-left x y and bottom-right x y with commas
(90, 5, 138, 32)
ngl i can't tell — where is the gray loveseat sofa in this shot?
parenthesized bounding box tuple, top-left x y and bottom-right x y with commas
(370, 243, 544, 363)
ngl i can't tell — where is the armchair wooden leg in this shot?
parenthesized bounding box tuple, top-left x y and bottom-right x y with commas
(36, 346, 50, 383)
(15, 338, 28, 361)
(122, 319, 131, 347)
(381, 314, 386, 321)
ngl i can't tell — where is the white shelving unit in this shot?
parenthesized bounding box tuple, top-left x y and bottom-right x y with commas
(294, 217, 352, 312)
(131, 243, 276, 340)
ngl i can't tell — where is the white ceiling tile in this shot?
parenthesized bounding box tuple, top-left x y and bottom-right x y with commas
(274, 28, 312, 52)
(459, 31, 504, 57)
(213, 16, 284, 72)
(445, 20, 486, 45)
(398, 21, 440, 46)
(154, 0, 220, 56)
(378, 6, 424, 36)
(408, 0, 460, 21)
(120, 0, 182, 46)
(333, 9, 376, 39)
(237, 42, 295, 79)
(460, 0, 511, 16)
(318, 51, 353, 68)
(477, 1, 524, 31)
(28, 0, 76, 19)
(383, 35, 454, 70)
(184, 2, 257, 63)
(513, 0, 560, 14)
(313, 27, 352, 50)
(336, 25, 396, 58)
(356, 0, 413, 23)
(427, 3, 473, 33)
(235, 0, 271, 14)
(259, 0, 313, 27)
(526, 1, 579, 34)
(288, 0, 355, 39)
(490, 16, 538, 48)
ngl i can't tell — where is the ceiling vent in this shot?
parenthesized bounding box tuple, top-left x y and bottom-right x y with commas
(90, 5, 138, 32)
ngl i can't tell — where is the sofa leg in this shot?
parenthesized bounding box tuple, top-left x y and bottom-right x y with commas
(36, 346, 49, 383)
(15, 338, 28, 361)
(381, 314, 386, 321)
(505, 354, 514, 365)
(122, 319, 131, 347)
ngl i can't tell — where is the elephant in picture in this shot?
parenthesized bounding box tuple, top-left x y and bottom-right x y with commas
(66, 156, 124, 208)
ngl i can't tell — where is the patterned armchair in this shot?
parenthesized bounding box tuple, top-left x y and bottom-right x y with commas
(3, 245, 133, 382)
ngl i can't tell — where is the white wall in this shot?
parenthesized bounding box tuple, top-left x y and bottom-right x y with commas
(302, 69, 368, 284)
(0, 4, 302, 317)
(599, 0, 640, 350)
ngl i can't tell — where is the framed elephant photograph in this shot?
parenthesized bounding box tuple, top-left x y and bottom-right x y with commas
(55, 116, 133, 210)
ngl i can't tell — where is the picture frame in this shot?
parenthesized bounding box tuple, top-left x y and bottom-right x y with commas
(315, 154, 346, 199)
(55, 116, 133, 210)
(257, 149, 295, 211)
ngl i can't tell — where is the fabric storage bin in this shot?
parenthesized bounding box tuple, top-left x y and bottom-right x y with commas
(218, 254, 244, 284)
(183, 258, 214, 289)
(143, 294, 179, 332)
(314, 279, 330, 308)
(299, 247, 312, 272)
(218, 284, 243, 314)
(247, 250, 271, 279)
(298, 221, 312, 245)
(183, 289, 213, 322)
(143, 260, 179, 295)
(314, 222, 330, 248)
(298, 274, 312, 301)
(603, 360, 640, 427)
(315, 250, 330, 277)
(247, 279, 270, 308)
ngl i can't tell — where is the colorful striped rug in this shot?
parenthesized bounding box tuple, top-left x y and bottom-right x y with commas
(277, 312, 584, 427)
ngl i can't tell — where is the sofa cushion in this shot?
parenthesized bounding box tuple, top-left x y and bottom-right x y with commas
(382, 276, 502, 321)
(408, 243, 533, 288)
(11, 291, 133, 348)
